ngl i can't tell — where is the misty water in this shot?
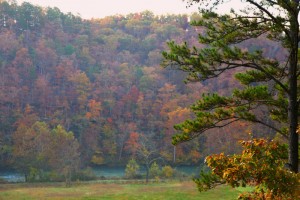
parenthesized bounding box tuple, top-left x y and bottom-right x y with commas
(0, 171, 25, 183)
(0, 166, 201, 182)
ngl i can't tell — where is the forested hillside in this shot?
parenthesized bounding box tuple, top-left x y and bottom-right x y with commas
(0, 1, 282, 174)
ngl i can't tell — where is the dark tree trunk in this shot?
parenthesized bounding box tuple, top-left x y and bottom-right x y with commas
(288, 10, 299, 173)
(146, 165, 149, 183)
(288, 63, 299, 173)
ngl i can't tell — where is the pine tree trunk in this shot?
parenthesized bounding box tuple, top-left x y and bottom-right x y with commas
(288, 11, 299, 173)
(288, 70, 299, 173)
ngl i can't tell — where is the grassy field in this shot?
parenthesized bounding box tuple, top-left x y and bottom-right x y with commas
(0, 181, 247, 200)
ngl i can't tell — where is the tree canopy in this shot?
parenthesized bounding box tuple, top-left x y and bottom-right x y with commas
(162, 0, 299, 172)
(0, 0, 220, 172)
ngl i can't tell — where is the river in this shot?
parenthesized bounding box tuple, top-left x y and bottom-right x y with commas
(0, 166, 201, 182)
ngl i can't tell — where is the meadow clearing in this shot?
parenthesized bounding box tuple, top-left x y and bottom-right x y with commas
(0, 181, 247, 200)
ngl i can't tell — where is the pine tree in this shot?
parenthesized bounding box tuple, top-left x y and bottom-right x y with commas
(162, 0, 299, 172)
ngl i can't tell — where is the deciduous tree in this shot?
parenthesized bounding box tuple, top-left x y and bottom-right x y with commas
(194, 138, 300, 199)
(49, 125, 80, 186)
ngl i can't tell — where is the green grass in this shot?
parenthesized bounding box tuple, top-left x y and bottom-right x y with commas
(0, 181, 248, 200)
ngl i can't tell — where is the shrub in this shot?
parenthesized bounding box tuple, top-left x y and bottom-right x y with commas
(125, 159, 140, 179)
(194, 138, 300, 199)
(149, 162, 161, 178)
(27, 167, 39, 182)
(73, 167, 97, 181)
(161, 165, 174, 178)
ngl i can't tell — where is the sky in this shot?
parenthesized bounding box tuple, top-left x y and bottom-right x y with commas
(16, 0, 244, 19)
(16, 0, 200, 19)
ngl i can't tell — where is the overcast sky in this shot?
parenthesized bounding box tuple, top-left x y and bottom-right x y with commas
(16, 0, 244, 19)
(16, 0, 199, 19)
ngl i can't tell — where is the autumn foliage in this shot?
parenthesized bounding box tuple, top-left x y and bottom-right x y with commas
(195, 138, 300, 199)
(0, 1, 285, 178)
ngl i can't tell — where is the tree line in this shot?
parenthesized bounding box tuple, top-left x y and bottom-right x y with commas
(0, 0, 285, 182)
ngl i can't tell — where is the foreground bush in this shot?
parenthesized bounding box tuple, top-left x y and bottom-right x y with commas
(194, 138, 299, 199)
